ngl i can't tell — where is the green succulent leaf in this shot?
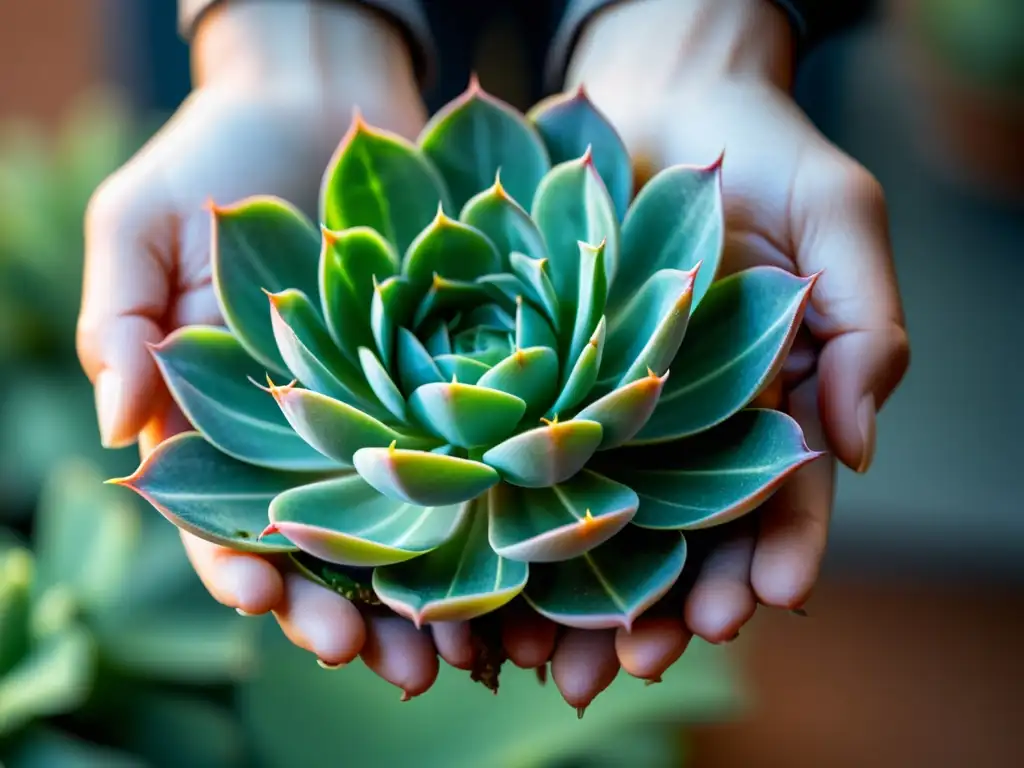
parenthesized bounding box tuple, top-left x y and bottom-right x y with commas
(211, 196, 321, 375)
(151, 326, 340, 470)
(476, 272, 525, 310)
(567, 240, 608, 363)
(396, 327, 445, 393)
(528, 86, 633, 221)
(408, 381, 527, 448)
(353, 446, 500, 506)
(321, 118, 450, 254)
(432, 354, 492, 384)
(610, 160, 724, 313)
(482, 419, 603, 488)
(477, 346, 559, 414)
(607, 409, 823, 529)
(633, 267, 816, 443)
(0, 627, 96, 739)
(487, 470, 638, 562)
(0, 549, 32, 677)
(600, 266, 696, 388)
(269, 475, 468, 567)
(402, 211, 502, 297)
(357, 346, 408, 424)
(412, 275, 490, 331)
(267, 288, 382, 413)
(423, 322, 453, 357)
(372, 497, 528, 626)
(515, 296, 558, 352)
(524, 526, 687, 630)
(460, 180, 548, 267)
(266, 381, 436, 467)
(319, 225, 398, 361)
(576, 370, 668, 450)
(509, 251, 560, 328)
(532, 152, 619, 331)
(418, 81, 550, 212)
(550, 316, 606, 416)
(370, 275, 412, 371)
(113, 432, 324, 552)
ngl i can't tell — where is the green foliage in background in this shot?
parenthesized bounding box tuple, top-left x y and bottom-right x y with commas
(919, 0, 1024, 92)
(0, 461, 256, 767)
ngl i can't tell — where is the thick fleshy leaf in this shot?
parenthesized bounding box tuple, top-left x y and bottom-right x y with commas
(461, 303, 515, 334)
(567, 241, 608, 362)
(600, 266, 696, 388)
(268, 475, 467, 567)
(370, 275, 412, 371)
(150, 326, 340, 470)
(267, 288, 381, 413)
(610, 159, 724, 313)
(460, 178, 548, 266)
(418, 79, 550, 212)
(482, 419, 603, 488)
(423, 322, 452, 357)
(576, 369, 668, 449)
(509, 251, 560, 328)
(477, 346, 559, 412)
(373, 499, 528, 626)
(408, 382, 526, 448)
(607, 409, 823, 529)
(524, 527, 686, 630)
(412, 275, 490, 330)
(402, 210, 501, 293)
(357, 346, 408, 424)
(487, 470, 638, 562)
(0, 627, 96, 739)
(451, 327, 513, 365)
(319, 225, 398, 361)
(531, 151, 619, 330)
(210, 196, 321, 374)
(353, 446, 499, 506)
(265, 380, 436, 467)
(633, 267, 817, 443)
(112, 432, 322, 552)
(395, 327, 444, 394)
(528, 86, 633, 221)
(549, 316, 606, 416)
(476, 273, 524, 310)
(0, 549, 31, 677)
(321, 116, 450, 254)
(515, 296, 558, 352)
(432, 354, 492, 384)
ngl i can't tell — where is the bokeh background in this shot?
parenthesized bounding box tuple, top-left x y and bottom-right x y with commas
(0, 1, 1021, 766)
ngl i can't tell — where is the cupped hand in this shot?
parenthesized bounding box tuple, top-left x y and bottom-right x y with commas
(75, 2, 459, 698)
(500, 0, 912, 710)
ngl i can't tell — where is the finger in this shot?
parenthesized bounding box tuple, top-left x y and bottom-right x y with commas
(181, 531, 284, 615)
(360, 613, 439, 700)
(684, 520, 757, 643)
(615, 614, 692, 682)
(793, 149, 910, 472)
(271, 571, 366, 666)
(77, 178, 174, 448)
(501, 601, 558, 669)
(431, 621, 475, 670)
(751, 375, 835, 609)
(551, 629, 620, 714)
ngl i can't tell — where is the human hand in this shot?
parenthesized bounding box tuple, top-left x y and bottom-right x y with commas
(76, 1, 463, 697)
(516, 0, 911, 708)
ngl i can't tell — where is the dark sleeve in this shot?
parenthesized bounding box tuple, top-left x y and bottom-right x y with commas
(544, 0, 875, 91)
(177, 0, 437, 87)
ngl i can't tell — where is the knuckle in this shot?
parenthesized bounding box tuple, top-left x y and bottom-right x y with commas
(85, 174, 132, 235)
(836, 163, 887, 213)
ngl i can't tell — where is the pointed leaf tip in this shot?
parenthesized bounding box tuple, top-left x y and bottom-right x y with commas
(258, 523, 279, 541)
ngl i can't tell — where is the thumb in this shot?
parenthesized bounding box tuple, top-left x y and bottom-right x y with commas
(76, 177, 172, 448)
(792, 148, 910, 473)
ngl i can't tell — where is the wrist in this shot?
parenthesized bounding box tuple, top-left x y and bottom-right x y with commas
(192, 1, 420, 101)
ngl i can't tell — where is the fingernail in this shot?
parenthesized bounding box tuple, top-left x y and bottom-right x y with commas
(399, 690, 413, 702)
(856, 393, 876, 473)
(317, 658, 345, 670)
(96, 369, 130, 448)
(644, 676, 663, 686)
(576, 705, 588, 720)
(236, 608, 255, 617)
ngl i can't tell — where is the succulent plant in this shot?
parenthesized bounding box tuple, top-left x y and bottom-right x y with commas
(0, 460, 254, 767)
(112, 80, 821, 676)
